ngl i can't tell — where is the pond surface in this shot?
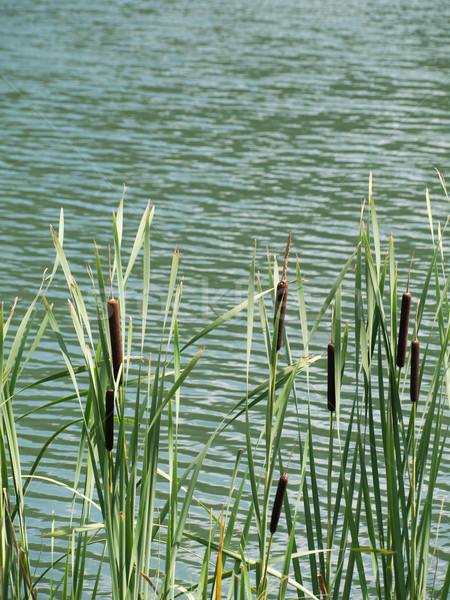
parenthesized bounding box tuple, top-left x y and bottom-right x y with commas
(1, 0, 449, 596)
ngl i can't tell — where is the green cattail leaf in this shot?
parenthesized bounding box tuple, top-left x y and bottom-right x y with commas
(245, 242, 262, 536)
(296, 257, 309, 356)
(140, 205, 151, 355)
(23, 475, 101, 512)
(350, 547, 396, 555)
(22, 418, 82, 497)
(123, 202, 154, 287)
(306, 243, 360, 346)
(369, 172, 381, 277)
(48, 207, 64, 281)
(112, 210, 126, 346)
(5, 293, 39, 379)
(162, 246, 179, 337)
(257, 273, 271, 366)
(180, 287, 273, 353)
(426, 188, 435, 246)
(18, 307, 50, 377)
(43, 523, 105, 538)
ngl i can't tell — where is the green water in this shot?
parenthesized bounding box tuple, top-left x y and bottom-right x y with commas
(1, 0, 449, 595)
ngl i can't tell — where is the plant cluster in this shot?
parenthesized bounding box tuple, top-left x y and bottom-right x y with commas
(0, 177, 448, 599)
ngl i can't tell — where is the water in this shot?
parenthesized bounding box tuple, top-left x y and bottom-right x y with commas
(1, 0, 449, 596)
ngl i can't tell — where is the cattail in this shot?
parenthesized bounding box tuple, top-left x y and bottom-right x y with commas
(108, 298, 123, 384)
(410, 301, 420, 403)
(396, 291, 411, 367)
(270, 474, 288, 535)
(274, 280, 288, 351)
(273, 233, 291, 352)
(105, 388, 114, 451)
(107, 244, 123, 384)
(327, 342, 336, 412)
(317, 574, 328, 600)
(397, 256, 414, 368)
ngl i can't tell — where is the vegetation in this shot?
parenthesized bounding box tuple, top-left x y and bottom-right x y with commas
(0, 176, 448, 599)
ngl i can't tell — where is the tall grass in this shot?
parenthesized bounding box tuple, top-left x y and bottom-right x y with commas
(0, 176, 448, 599)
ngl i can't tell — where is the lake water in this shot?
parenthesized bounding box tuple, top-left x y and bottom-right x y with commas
(1, 0, 449, 596)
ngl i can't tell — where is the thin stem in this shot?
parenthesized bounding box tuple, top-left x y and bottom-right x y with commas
(281, 233, 291, 282)
(407, 253, 414, 293)
(108, 243, 113, 299)
(326, 410, 333, 589)
(331, 305, 334, 344)
(259, 533, 273, 600)
(411, 401, 417, 600)
(284, 436, 298, 477)
(414, 301, 420, 341)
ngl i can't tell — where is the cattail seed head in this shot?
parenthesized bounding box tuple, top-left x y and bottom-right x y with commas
(105, 388, 114, 451)
(396, 291, 411, 368)
(108, 298, 123, 384)
(327, 342, 336, 412)
(317, 574, 328, 600)
(410, 338, 420, 403)
(270, 474, 288, 535)
(274, 280, 288, 352)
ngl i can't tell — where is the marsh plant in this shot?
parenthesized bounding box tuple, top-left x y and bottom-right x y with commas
(0, 176, 448, 599)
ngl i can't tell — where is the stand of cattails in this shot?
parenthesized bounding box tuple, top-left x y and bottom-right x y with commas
(273, 233, 291, 352)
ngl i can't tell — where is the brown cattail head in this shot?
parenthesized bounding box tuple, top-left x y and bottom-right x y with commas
(105, 388, 114, 451)
(317, 574, 328, 600)
(327, 342, 336, 412)
(396, 291, 411, 368)
(274, 280, 288, 352)
(108, 298, 123, 384)
(270, 474, 288, 535)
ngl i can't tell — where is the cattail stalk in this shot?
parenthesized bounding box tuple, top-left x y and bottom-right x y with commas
(326, 314, 335, 585)
(105, 389, 114, 451)
(327, 342, 336, 412)
(410, 340, 420, 403)
(108, 298, 123, 384)
(410, 300, 419, 600)
(410, 302, 420, 403)
(273, 233, 291, 352)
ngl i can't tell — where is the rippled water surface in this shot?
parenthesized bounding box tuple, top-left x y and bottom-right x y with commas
(1, 0, 449, 596)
